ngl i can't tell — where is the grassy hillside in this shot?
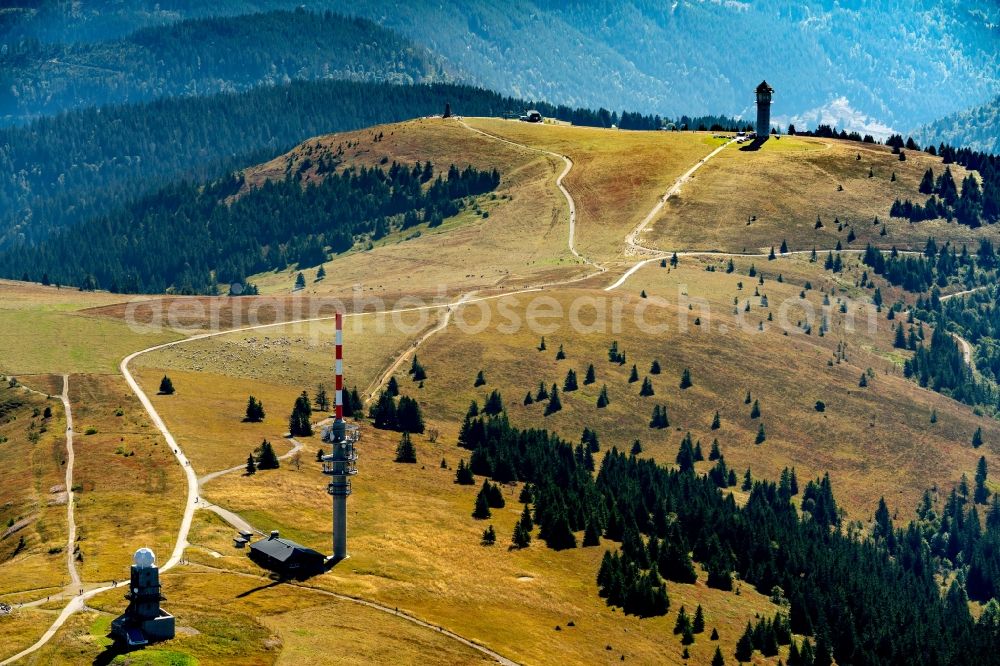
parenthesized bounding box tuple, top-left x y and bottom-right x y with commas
(6, 114, 1000, 663)
(0, 10, 448, 125)
(244, 118, 584, 299)
(27, 567, 497, 665)
(0, 280, 181, 375)
(122, 368, 785, 665)
(68, 374, 185, 582)
(0, 378, 68, 598)
(463, 118, 723, 261)
(645, 135, 990, 254)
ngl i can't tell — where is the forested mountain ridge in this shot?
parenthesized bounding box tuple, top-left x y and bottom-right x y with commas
(2, 160, 501, 294)
(4, 1, 997, 132)
(915, 95, 1000, 155)
(0, 9, 450, 125)
(0, 81, 543, 249)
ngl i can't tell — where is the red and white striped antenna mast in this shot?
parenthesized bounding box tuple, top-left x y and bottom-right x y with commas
(322, 312, 358, 562)
(335, 312, 344, 422)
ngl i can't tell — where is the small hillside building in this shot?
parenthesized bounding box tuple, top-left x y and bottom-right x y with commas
(520, 110, 543, 123)
(249, 531, 325, 577)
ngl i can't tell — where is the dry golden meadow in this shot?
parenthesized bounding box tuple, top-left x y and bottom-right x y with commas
(3, 117, 999, 665)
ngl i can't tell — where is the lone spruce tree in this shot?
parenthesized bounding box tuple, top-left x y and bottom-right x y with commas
(679, 368, 692, 389)
(158, 375, 175, 395)
(245, 454, 256, 476)
(584, 364, 596, 385)
(289, 391, 313, 437)
(544, 385, 562, 415)
(473, 485, 492, 519)
(314, 384, 330, 411)
(395, 432, 417, 463)
(596, 385, 610, 408)
(563, 369, 578, 392)
(512, 521, 531, 549)
(244, 395, 265, 422)
(257, 440, 280, 469)
(975, 455, 990, 504)
(755, 423, 767, 445)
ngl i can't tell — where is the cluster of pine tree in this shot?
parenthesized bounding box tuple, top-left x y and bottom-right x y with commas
(927, 281, 1000, 385)
(472, 478, 506, 519)
(6, 159, 500, 293)
(890, 165, 985, 226)
(734, 613, 793, 661)
(368, 390, 424, 434)
(452, 408, 1000, 662)
(862, 242, 968, 293)
(244, 395, 265, 423)
(902, 325, 991, 406)
(791, 123, 877, 144)
(596, 550, 669, 617)
(930, 142, 1000, 226)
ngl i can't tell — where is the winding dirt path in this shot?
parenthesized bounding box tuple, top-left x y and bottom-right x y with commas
(458, 119, 604, 275)
(362, 293, 470, 406)
(59, 375, 80, 592)
(939, 286, 988, 372)
(4, 295, 532, 665)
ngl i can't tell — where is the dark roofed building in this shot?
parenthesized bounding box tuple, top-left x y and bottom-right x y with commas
(249, 531, 325, 577)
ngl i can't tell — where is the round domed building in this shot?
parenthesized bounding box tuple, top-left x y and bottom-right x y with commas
(110, 548, 175, 646)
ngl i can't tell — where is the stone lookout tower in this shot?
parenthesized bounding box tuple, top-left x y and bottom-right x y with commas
(755, 80, 774, 137)
(110, 548, 175, 646)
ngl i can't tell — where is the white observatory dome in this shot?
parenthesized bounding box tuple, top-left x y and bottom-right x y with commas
(133, 547, 156, 569)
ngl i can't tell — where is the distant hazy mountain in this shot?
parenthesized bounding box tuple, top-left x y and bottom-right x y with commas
(0, 1, 294, 43)
(3, 1, 996, 133)
(0, 9, 449, 125)
(915, 95, 1000, 154)
(327, 0, 999, 135)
